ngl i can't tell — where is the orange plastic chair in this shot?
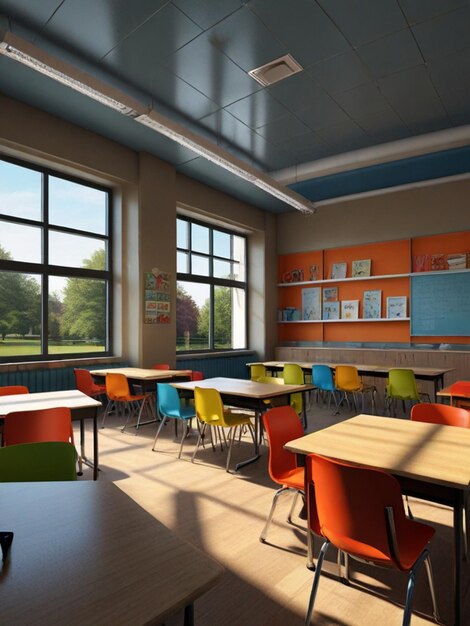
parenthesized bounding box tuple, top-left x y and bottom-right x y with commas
(103, 373, 150, 433)
(0, 385, 29, 396)
(3, 407, 74, 447)
(191, 371, 204, 381)
(74, 368, 106, 398)
(305, 454, 440, 626)
(334, 365, 376, 413)
(152, 363, 170, 370)
(411, 402, 470, 428)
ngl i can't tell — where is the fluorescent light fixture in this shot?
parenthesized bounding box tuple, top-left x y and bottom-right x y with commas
(0, 29, 315, 214)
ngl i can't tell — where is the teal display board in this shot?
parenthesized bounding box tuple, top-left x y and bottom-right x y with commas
(411, 272, 470, 336)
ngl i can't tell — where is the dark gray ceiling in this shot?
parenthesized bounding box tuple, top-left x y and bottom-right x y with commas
(1, 0, 470, 212)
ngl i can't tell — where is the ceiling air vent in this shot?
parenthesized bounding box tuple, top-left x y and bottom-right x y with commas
(248, 54, 303, 87)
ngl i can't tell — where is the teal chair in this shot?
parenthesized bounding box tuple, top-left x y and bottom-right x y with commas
(152, 383, 196, 458)
(0, 442, 77, 482)
(311, 365, 341, 412)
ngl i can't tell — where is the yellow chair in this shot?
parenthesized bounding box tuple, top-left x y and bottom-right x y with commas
(193, 387, 256, 472)
(283, 364, 305, 424)
(334, 365, 376, 414)
(250, 364, 267, 381)
(385, 369, 430, 416)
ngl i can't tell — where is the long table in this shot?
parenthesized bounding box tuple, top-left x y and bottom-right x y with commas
(285, 414, 470, 626)
(0, 390, 101, 480)
(250, 361, 454, 400)
(172, 377, 314, 471)
(90, 367, 193, 392)
(0, 481, 223, 625)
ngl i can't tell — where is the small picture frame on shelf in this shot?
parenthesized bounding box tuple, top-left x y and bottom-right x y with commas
(331, 262, 347, 279)
(363, 290, 382, 319)
(386, 296, 407, 318)
(309, 264, 320, 281)
(447, 253, 467, 271)
(323, 301, 340, 320)
(302, 287, 321, 320)
(323, 287, 338, 302)
(352, 259, 371, 277)
(341, 300, 359, 320)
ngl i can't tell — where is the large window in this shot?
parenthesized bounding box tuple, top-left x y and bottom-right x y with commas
(0, 157, 112, 362)
(176, 216, 247, 352)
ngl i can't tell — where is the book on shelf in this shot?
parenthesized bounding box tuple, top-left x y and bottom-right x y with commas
(386, 296, 407, 318)
(330, 262, 347, 279)
(323, 301, 340, 320)
(352, 259, 371, 277)
(302, 287, 321, 320)
(323, 286, 338, 302)
(341, 300, 359, 320)
(447, 253, 467, 270)
(412, 254, 430, 272)
(363, 290, 382, 319)
(431, 254, 447, 271)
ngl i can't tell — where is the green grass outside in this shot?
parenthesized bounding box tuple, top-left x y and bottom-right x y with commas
(0, 339, 105, 357)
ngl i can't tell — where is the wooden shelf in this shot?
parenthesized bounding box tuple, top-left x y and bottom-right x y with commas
(278, 318, 410, 324)
(278, 273, 409, 287)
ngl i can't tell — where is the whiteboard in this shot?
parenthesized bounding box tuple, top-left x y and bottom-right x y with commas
(411, 272, 470, 336)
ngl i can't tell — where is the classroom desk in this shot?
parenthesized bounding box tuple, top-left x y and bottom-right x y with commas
(172, 377, 314, 471)
(90, 367, 193, 392)
(0, 389, 101, 480)
(286, 414, 470, 626)
(0, 481, 223, 625)
(250, 361, 454, 400)
(437, 384, 470, 408)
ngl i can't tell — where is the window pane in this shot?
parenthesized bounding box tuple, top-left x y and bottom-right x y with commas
(192, 223, 209, 253)
(49, 176, 107, 235)
(0, 220, 42, 263)
(233, 235, 246, 280)
(48, 275, 107, 354)
(0, 160, 42, 221)
(213, 230, 231, 258)
(49, 231, 106, 269)
(214, 286, 245, 350)
(176, 281, 210, 351)
(191, 253, 209, 276)
(213, 259, 232, 279)
(177, 251, 189, 273)
(177, 218, 189, 249)
(0, 271, 41, 357)
(231, 262, 243, 281)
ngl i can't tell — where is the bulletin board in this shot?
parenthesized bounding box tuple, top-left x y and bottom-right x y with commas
(144, 269, 171, 324)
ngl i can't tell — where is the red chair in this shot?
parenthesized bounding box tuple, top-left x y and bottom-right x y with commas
(152, 363, 170, 370)
(191, 371, 204, 381)
(260, 406, 320, 560)
(74, 369, 106, 398)
(411, 402, 470, 428)
(0, 385, 29, 396)
(3, 407, 74, 447)
(305, 454, 440, 626)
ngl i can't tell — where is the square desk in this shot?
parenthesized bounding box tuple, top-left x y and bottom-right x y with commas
(286, 414, 470, 626)
(0, 481, 223, 625)
(0, 390, 101, 480)
(90, 367, 193, 393)
(172, 376, 314, 471)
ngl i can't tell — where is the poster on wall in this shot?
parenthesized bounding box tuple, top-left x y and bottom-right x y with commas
(144, 269, 171, 324)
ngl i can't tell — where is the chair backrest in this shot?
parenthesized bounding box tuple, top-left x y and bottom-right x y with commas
(157, 383, 181, 417)
(74, 368, 96, 395)
(311, 365, 335, 391)
(262, 406, 304, 484)
(0, 385, 29, 396)
(334, 365, 361, 391)
(3, 407, 73, 446)
(257, 376, 284, 385)
(283, 363, 304, 385)
(308, 454, 421, 570)
(386, 369, 419, 400)
(411, 402, 470, 428)
(191, 370, 204, 381)
(0, 442, 77, 482)
(106, 373, 131, 401)
(250, 364, 266, 380)
(152, 363, 170, 370)
(194, 387, 224, 424)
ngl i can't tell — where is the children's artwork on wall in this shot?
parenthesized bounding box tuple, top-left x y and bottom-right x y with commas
(282, 268, 304, 283)
(144, 269, 171, 324)
(363, 290, 382, 319)
(341, 300, 359, 320)
(302, 287, 321, 320)
(331, 262, 347, 279)
(352, 259, 371, 277)
(323, 301, 340, 320)
(386, 296, 407, 318)
(323, 287, 338, 302)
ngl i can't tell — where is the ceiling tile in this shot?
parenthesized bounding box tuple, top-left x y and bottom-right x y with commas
(317, 0, 407, 46)
(225, 90, 289, 129)
(334, 82, 392, 118)
(295, 96, 351, 130)
(268, 74, 328, 114)
(378, 65, 443, 112)
(171, 0, 242, 29)
(0, 0, 62, 30)
(358, 108, 411, 143)
(256, 114, 311, 145)
(278, 132, 332, 165)
(428, 46, 470, 94)
(248, 0, 349, 67)
(357, 29, 423, 79)
(162, 33, 262, 107)
(399, 0, 470, 25)
(412, 4, 470, 60)
(315, 118, 369, 148)
(437, 84, 470, 126)
(308, 50, 370, 94)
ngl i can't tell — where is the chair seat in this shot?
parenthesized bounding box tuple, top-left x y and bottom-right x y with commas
(222, 410, 253, 427)
(165, 406, 196, 420)
(279, 466, 304, 490)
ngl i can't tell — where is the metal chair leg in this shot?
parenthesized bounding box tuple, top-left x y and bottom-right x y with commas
(424, 554, 441, 624)
(305, 540, 330, 625)
(259, 486, 291, 542)
(191, 423, 206, 463)
(152, 415, 168, 451)
(402, 549, 427, 626)
(287, 490, 299, 523)
(178, 420, 190, 459)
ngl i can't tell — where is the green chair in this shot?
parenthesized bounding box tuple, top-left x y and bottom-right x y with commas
(385, 369, 430, 416)
(283, 364, 305, 426)
(250, 364, 267, 381)
(0, 442, 77, 482)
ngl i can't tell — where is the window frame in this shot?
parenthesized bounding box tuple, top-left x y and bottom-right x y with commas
(176, 214, 248, 353)
(0, 154, 113, 363)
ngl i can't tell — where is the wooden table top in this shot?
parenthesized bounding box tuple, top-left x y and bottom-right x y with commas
(0, 481, 224, 625)
(172, 376, 315, 400)
(437, 385, 470, 399)
(285, 414, 470, 490)
(251, 361, 454, 377)
(90, 367, 192, 380)
(0, 389, 101, 416)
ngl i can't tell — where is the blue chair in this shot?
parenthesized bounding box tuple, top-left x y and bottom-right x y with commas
(311, 365, 341, 411)
(152, 383, 196, 458)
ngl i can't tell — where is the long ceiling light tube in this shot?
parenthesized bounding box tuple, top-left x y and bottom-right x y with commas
(0, 28, 315, 214)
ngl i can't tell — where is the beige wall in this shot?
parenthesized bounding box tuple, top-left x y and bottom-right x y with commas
(0, 94, 275, 366)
